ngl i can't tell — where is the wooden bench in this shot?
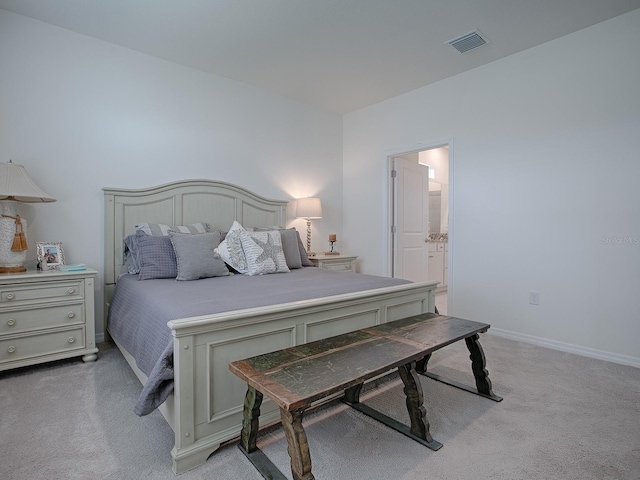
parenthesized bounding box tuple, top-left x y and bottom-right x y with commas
(228, 313, 503, 480)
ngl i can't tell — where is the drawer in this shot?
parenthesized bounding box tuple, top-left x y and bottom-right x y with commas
(0, 303, 84, 336)
(322, 260, 354, 272)
(0, 281, 83, 305)
(0, 327, 85, 363)
(436, 243, 445, 252)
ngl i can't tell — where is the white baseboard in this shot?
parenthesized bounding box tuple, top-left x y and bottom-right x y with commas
(489, 328, 640, 369)
(95, 332, 105, 344)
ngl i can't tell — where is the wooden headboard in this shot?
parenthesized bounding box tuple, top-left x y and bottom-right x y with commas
(103, 179, 288, 305)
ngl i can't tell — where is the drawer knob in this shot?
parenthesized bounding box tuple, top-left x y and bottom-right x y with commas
(6, 293, 15, 300)
(7, 346, 16, 354)
(7, 319, 15, 326)
(68, 337, 76, 344)
(66, 287, 75, 295)
(67, 312, 75, 318)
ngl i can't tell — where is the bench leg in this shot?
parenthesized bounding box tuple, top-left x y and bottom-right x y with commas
(342, 383, 364, 404)
(238, 386, 289, 480)
(417, 334, 502, 402)
(239, 386, 263, 453)
(341, 363, 442, 451)
(415, 353, 432, 374)
(465, 334, 503, 401)
(397, 362, 436, 444)
(281, 409, 315, 480)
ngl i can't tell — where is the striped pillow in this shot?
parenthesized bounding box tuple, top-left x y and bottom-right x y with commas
(135, 222, 210, 236)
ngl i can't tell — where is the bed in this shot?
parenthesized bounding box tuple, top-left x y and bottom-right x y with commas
(103, 179, 438, 474)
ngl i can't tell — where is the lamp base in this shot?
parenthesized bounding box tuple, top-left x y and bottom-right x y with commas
(0, 265, 26, 274)
(0, 201, 28, 272)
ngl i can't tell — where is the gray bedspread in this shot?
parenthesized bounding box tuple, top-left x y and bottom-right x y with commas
(107, 267, 410, 415)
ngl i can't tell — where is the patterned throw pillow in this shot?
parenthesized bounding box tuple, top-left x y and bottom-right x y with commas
(239, 231, 290, 276)
(136, 232, 178, 280)
(214, 221, 248, 273)
(248, 226, 312, 267)
(252, 227, 303, 269)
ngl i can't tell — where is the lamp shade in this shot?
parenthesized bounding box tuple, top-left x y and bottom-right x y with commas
(0, 160, 56, 202)
(296, 197, 322, 219)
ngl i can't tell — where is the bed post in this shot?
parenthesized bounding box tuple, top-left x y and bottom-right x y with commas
(103, 192, 116, 338)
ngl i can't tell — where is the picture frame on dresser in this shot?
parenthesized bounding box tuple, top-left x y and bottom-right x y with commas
(36, 241, 65, 270)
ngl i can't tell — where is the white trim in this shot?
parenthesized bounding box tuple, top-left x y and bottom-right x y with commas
(444, 139, 454, 316)
(385, 138, 454, 314)
(490, 328, 640, 369)
(386, 157, 395, 277)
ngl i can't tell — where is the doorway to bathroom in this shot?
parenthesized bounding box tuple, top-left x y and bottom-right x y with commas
(389, 143, 450, 314)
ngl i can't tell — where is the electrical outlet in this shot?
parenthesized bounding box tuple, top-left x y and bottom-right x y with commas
(529, 291, 540, 305)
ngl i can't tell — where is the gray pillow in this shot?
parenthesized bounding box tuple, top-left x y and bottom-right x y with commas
(169, 231, 230, 281)
(123, 233, 140, 274)
(136, 232, 177, 280)
(253, 227, 303, 269)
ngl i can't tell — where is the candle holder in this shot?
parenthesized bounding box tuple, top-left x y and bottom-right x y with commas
(324, 234, 340, 255)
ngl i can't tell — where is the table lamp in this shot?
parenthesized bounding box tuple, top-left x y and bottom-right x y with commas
(296, 197, 322, 256)
(0, 160, 56, 273)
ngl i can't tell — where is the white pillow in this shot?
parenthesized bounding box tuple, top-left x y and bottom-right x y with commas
(214, 221, 248, 273)
(239, 231, 290, 276)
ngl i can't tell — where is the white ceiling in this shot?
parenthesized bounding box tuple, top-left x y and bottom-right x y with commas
(1, 0, 639, 114)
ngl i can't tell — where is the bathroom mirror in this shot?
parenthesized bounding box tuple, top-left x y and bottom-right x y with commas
(429, 182, 448, 234)
(418, 146, 449, 236)
(396, 146, 449, 236)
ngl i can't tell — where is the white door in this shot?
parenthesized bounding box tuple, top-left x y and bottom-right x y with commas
(392, 158, 430, 282)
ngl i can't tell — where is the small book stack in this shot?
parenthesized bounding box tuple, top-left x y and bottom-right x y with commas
(57, 263, 87, 272)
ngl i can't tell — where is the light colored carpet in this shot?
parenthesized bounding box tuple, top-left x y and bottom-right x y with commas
(1, 334, 638, 480)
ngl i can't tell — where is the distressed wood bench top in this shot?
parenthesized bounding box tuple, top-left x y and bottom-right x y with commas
(229, 313, 490, 411)
(230, 313, 502, 480)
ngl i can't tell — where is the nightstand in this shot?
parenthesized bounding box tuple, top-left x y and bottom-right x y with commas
(309, 254, 358, 273)
(0, 268, 98, 371)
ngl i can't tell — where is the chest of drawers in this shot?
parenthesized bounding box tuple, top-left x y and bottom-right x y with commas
(0, 268, 98, 371)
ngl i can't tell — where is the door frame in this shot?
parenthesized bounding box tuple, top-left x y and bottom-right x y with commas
(387, 138, 454, 309)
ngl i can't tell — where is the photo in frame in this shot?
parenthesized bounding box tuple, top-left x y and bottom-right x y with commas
(36, 242, 65, 270)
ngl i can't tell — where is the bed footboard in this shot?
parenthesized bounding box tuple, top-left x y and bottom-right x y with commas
(167, 282, 436, 474)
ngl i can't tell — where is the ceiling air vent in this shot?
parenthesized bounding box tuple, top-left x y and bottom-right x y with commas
(448, 30, 488, 53)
